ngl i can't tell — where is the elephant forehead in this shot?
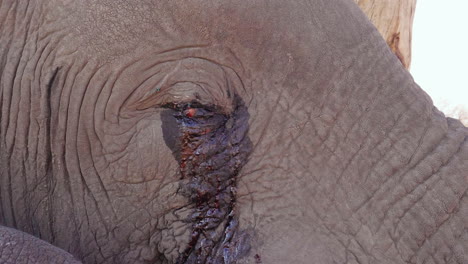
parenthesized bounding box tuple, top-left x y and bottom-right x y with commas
(58, 0, 337, 68)
(72, 1, 286, 47)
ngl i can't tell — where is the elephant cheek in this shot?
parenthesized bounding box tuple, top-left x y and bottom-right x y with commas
(101, 118, 180, 184)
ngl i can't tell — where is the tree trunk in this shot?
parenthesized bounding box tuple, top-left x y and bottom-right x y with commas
(355, 0, 417, 69)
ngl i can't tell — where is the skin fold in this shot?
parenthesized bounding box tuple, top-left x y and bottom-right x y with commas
(0, 0, 467, 263)
(0, 226, 81, 263)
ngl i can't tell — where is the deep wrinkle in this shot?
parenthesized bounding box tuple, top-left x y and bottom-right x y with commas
(162, 96, 252, 264)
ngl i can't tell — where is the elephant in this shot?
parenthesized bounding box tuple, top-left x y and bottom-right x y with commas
(1, 0, 467, 263)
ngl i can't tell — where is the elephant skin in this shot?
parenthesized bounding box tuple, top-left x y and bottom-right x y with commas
(0, 226, 81, 263)
(1, 0, 467, 263)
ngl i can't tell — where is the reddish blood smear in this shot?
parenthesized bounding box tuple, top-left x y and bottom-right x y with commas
(166, 98, 252, 264)
(255, 254, 262, 263)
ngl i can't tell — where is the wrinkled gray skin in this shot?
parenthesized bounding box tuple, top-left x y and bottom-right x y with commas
(0, 226, 81, 263)
(1, 0, 467, 263)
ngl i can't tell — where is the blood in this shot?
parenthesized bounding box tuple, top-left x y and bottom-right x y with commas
(163, 98, 253, 264)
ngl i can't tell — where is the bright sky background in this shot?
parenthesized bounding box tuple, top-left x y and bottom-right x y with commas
(411, 0, 468, 115)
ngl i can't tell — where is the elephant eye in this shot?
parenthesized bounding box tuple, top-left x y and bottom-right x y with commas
(184, 108, 196, 118)
(182, 107, 215, 119)
(180, 103, 215, 118)
(163, 101, 223, 121)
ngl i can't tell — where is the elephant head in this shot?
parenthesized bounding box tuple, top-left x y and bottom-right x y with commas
(1, 0, 467, 263)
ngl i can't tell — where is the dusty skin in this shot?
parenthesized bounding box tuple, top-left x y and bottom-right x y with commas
(1, 0, 467, 263)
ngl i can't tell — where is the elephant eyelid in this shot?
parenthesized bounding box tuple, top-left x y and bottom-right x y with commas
(133, 84, 233, 115)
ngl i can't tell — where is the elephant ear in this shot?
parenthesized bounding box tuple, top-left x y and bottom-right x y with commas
(0, 226, 81, 264)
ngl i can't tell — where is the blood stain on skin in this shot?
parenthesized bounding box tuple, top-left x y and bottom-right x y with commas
(255, 254, 262, 263)
(162, 96, 253, 264)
